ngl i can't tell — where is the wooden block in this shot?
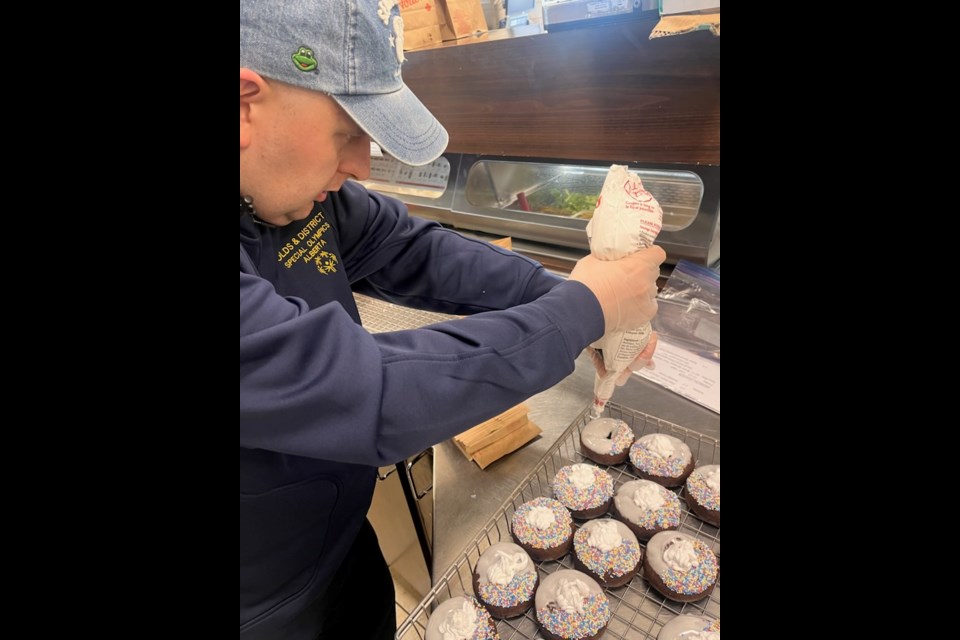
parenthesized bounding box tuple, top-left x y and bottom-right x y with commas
(456, 411, 527, 455)
(453, 404, 528, 455)
(490, 237, 513, 250)
(453, 436, 471, 460)
(464, 416, 527, 455)
(472, 419, 542, 469)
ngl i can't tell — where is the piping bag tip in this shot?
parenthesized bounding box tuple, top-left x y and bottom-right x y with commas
(590, 373, 618, 419)
(589, 398, 606, 419)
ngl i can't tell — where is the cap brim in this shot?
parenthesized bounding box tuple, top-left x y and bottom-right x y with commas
(332, 84, 449, 167)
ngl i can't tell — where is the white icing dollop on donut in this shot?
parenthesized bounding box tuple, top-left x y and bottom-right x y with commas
(662, 536, 698, 572)
(438, 599, 476, 640)
(587, 519, 623, 551)
(644, 434, 677, 459)
(527, 505, 557, 529)
(486, 549, 529, 585)
(554, 577, 590, 614)
(535, 569, 604, 612)
(633, 482, 665, 509)
(567, 463, 597, 489)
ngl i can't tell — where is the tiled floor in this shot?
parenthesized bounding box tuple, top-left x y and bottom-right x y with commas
(391, 542, 430, 629)
(393, 574, 421, 630)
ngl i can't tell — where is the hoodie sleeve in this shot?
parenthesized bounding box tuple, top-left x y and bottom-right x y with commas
(240, 256, 604, 467)
(332, 183, 564, 313)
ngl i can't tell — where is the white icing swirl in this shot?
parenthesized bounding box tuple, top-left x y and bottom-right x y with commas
(486, 549, 529, 585)
(587, 519, 623, 551)
(567, 463, 597, 489)
(632, 482, 665, 509)
(554, 577, 590, 615)
(662, 536, 698, 572)
(438, 600, 476, 640)
(527, 505, 557, 529)
(644, 434, 677, 459)
(703, 467, 720, 495)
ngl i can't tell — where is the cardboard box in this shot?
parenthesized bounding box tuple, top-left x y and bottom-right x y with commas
(399, 0, 445, 50)
(440, 0, 489, 41)
(404, 24, 443, 50)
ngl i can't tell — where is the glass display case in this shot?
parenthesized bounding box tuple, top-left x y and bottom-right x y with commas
(462, 159, 702, 228)
(361, 153, 720, 266)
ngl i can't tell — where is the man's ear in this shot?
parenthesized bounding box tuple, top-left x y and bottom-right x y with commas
(240, 68, 266, 150)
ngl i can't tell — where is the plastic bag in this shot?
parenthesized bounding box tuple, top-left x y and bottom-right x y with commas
(651, 260, 720, 361)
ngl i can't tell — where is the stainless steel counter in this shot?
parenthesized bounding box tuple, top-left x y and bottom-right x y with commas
(431, 351, 720, 576)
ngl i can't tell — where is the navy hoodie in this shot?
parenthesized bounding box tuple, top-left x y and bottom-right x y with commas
(239, 182, 603, 639)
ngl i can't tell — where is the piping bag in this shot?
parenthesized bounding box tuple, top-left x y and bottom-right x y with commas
(586, 165, 663, 418)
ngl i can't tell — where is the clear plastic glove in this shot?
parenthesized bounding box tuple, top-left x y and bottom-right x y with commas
(588, 331, 659, 386)
(569, 246, 666, 333)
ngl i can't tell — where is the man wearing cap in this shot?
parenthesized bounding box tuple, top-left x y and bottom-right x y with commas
(240, 1, 665, 638)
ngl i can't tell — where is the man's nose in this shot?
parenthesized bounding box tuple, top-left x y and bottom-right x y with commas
(341, 135, 372, 181)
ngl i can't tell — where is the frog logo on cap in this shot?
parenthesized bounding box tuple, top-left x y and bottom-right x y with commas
(291, 46, 318, 72)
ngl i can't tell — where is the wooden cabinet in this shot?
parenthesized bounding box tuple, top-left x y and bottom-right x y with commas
(402, 15, 720, 165)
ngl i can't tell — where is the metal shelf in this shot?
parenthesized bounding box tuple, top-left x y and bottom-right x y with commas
(396, 402, 720, 639)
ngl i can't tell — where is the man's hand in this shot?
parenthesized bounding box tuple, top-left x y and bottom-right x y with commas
(588, 332, 659, 386)
(569, 246, 666, 333)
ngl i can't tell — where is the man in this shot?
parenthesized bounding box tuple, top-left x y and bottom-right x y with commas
(240, 1, 665, 638)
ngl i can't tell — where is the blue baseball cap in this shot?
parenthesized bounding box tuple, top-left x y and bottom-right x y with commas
(240, 0, 449, 166)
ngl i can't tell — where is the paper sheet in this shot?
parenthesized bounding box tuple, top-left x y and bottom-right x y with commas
(635, 339, 720, 414)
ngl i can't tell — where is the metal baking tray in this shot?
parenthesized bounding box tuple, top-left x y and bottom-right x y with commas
(395, 403, 720, 639)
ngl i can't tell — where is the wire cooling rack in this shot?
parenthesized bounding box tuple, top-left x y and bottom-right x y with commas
(395, 403, 720, 639)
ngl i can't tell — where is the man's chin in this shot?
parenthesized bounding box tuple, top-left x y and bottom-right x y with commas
(270, 205, 315, 226)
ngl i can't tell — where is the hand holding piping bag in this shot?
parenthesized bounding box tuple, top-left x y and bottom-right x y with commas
(588, 331, 658, 386)
(583, 165, 664, 417)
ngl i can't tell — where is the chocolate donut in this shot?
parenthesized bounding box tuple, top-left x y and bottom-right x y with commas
(535, 569, 610, 640)
(572, 518, 642, 588)
(610, 479, 681, 541)
(510, 497, 574, 562)
(552, 463, 613, 519)
(472, 542, 538, 619)
(579, 418, 634, 465)
(684, 464, 720, 527)
(628, 433, 695, 488)
(642, 531, 718, 603)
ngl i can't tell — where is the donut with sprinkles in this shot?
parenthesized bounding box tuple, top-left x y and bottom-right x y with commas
(510, 497, 574, 562)
(579, 417, 635, 465)
(628, 433, 695, 488)
(642, 531, 719, 603)
(684, 464, 720, 527)
(610, 478, 682, 541)
(535, 569, 611, 640)
(552, 463, 614, 519)
(471, 542, 538, 619)
(572, 518, 642, 588)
